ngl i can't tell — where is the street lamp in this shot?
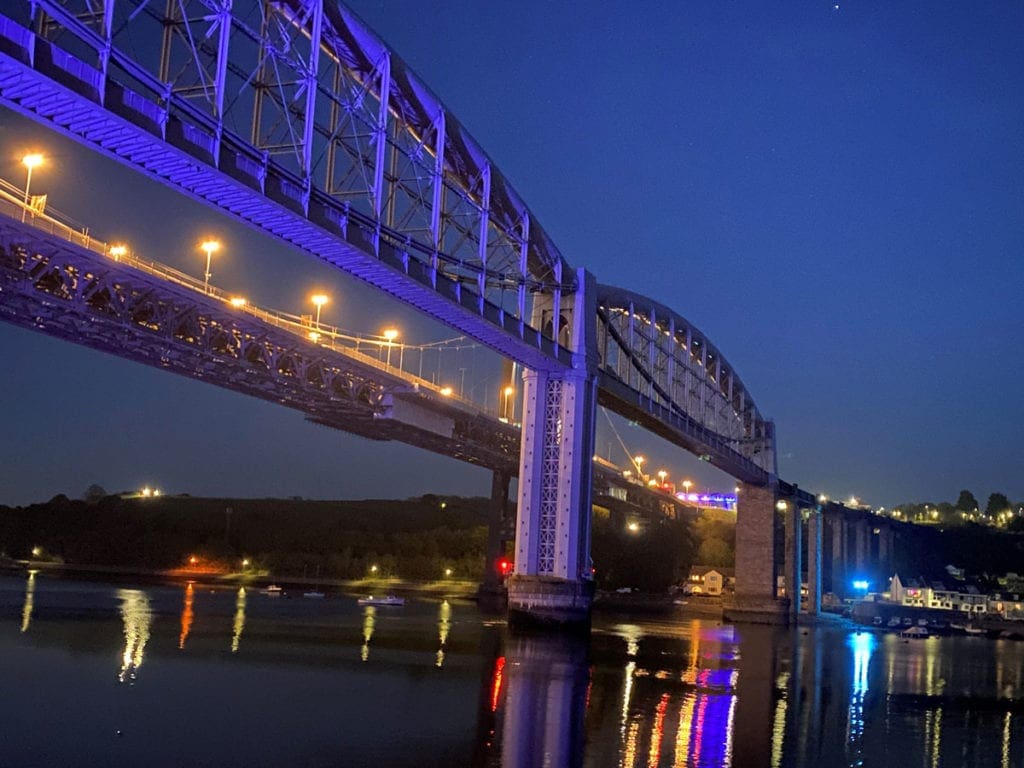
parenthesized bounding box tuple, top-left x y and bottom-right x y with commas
(682, 479, 692, 495)
(657, 470, 668, 487)
(230, 297, 247, 307)
(503, 385, 514, 420)
(382, 328, 399, 368)
(21, 153, 43, 222)
(109, 245, 128, 261)
(199, 239, 220, 294)
(633, 455, 645, 476)
(310, 294, 329, 329)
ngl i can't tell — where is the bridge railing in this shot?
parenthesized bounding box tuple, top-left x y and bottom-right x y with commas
(0, 178, 497, 416)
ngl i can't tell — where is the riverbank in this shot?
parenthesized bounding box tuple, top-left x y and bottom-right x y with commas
(1, 560, 482, 599)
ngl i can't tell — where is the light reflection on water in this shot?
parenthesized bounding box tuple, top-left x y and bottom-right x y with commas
(361, 605, 375, 662)
(2, 575, 1024, 767)
(116, 588, 151, 683)
(178, 583, 194, 649)
(20, 569, 36, 633)
(436, 599, 451, 667)
(230, 586, 246, 652)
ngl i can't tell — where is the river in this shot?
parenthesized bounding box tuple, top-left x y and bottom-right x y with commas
(1, 573, 1021, 767)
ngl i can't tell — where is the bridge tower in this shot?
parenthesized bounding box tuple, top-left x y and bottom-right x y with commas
(507, 269, 599, 626)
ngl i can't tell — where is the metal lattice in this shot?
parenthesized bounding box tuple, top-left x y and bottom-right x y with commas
(537, 378, 563, 574)
(595, 284, 775, 484)
(0, 0, 577, 373)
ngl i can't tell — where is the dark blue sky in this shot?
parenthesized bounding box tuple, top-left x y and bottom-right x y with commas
(2, 1, 1021, 507)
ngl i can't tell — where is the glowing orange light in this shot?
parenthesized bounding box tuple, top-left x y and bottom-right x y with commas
(490, 656, 506, 711)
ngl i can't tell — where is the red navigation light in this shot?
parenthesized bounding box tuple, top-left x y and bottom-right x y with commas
(497, 557, 512, 575)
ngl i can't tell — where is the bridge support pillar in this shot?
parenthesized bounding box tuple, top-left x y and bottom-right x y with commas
(480, 470, 511, 597)
(854, 519, 869, 576)
(878, 524, 894, 578)
(507, 269, 598, 627)
(830, 515, 846, 599)
(805, 509, 822, 615)
(724, 482, 787, 624)
(784, 501, 803, 622)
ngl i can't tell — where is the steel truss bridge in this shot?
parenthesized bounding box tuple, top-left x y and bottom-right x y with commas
(0, 0, 837, 622)
(0, 0, 773, 484)
(0, 188, 701, 521)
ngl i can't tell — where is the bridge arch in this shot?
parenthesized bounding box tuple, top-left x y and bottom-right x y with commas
(593, 284, 775, 485)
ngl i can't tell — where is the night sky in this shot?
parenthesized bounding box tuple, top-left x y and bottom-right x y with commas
(1, 1, 1021, 507)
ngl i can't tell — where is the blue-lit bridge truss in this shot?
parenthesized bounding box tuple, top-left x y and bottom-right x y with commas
(0, 0, 775, 486)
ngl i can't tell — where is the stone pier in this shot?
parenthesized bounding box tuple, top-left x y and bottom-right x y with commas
(724, 482, 787, 624)
(805, 508, 822, 616)
(784, 500, 802, 622)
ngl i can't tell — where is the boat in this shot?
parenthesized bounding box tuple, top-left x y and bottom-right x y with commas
(261, 585, 283, 596)
(303, 591, 326, 599)
(964, 625, 985, 636)
(357, 595, 405, 607)
(900, 626, 929, 639)
(950, 622, 967, 632)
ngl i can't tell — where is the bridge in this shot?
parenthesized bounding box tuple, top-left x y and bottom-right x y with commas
(0, 0, 879, 625)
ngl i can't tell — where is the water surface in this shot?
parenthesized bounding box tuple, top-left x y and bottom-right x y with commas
(2, 574, 1022, 767)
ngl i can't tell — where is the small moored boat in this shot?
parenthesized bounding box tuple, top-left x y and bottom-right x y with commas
(900, 626, 929, 639)
(357, 595, 405, 607)
(261, 584, 283, 596)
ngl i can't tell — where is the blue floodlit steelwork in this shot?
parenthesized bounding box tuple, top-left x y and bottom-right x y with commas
(0, 0, 775, 486)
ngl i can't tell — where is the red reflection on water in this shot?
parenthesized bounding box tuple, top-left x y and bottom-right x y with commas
(490, 656, 506, 712)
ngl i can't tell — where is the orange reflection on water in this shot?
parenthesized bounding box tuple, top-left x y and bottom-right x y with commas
(490, 656, 506, 712)
(117, 589, 152, 683)
(647, 693, 669, 766)
(178, 583, 194, 649)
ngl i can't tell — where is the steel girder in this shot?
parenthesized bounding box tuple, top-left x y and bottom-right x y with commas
(595, 284, 775, 485)
(0, 1, 573, 371)
(0, 213, 521, 472)
(0, 2, 784, 487)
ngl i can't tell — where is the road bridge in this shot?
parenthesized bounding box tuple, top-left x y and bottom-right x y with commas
(0, 0, 862, 624)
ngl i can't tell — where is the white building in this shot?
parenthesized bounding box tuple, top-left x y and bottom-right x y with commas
(890, 574, 987, 614)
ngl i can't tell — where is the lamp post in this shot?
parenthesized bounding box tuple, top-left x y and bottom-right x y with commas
(383, 328, 399, 368)
(310, 294, 329, 330)
(200, 240, 220, 294)
(657, 470, 668, 488)
(503, 385, 514, 420)
(682, 479, 692, 495)
(109, 245, 127, 262)
(21, 153, 43, 223)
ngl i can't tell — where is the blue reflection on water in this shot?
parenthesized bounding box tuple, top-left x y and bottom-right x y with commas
(847, 631, 876, 766)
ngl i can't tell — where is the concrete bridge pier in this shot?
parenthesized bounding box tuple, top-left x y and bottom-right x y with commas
(784, 499, 803, 623)
(507, 269, 598, 627)
(805, 508, 822, 616)
(828, 513, 846, 599)
(724, 482, 788, 624)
